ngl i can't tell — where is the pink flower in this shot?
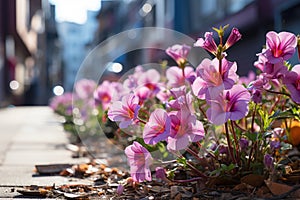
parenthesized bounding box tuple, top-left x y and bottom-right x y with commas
(224, 28, 242, 50)
(166, 66, 196, 87)
(125, 141, 153, 182)
(262, 31, 297, 64)
(238, 71, 255, 86)
(254, 55, 288, 80)
(108, 94, 140, 128)
(194, 32, 218, 56)
(143, 108, 171, 145)
(156, 88, 171, 103)
(166, 44, 191, 67)
(167, 110, 205, 151)
(123, 66, 145, 91)
(74, 79, 97, 99)
(206, 85, 251, 125)
(135, 86, 151, 103)
(137, 69, 161, 96)
(94, 81, 114, 110)
(283, 64, 300, 103)
(49, 92, 73, 115)
(192, 58, 238, 99)
(248, 74, 271, 103)
(168, 86, 194, 112)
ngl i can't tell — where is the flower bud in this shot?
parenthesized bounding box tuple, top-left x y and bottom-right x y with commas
(264, 154, 274, 169)
(224, 28, 242, 50)
(155, 167, 166, 180)
(194, 32, 218, 56)
(239, 138, 249, 150)
(116, 184, 124, 195)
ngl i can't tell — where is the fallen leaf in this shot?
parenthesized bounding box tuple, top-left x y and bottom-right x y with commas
(241, 174, 264, 187)
(264, 180, 292, 195)
(35, 164, 72, 174)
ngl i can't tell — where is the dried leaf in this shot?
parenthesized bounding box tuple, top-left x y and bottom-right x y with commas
(17, 188, 43, 197)
(63, 192, 89, 199)
(233, 183, 248, 191)
(35, 164, 72, 174)
(241, 174, 264, 187)
(149, 186, 170, 193)
(264, 180, 292, 195)
(17, 186, 49, 197)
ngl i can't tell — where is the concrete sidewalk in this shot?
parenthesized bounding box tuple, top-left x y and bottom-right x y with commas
(0, 106, 91, 198)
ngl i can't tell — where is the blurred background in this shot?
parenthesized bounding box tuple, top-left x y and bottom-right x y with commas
(0, 0, 299, 107)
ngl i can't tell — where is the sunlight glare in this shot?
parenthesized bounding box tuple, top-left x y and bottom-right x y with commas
(49, 0, 101, 24)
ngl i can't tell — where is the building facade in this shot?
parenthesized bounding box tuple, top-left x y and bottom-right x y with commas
(0, 0, 61, 106)
(57, 10, 98, 92)
(92, 0, 300, 78)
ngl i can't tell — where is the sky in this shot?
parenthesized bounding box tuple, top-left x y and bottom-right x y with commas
(49, 0, 101, 24)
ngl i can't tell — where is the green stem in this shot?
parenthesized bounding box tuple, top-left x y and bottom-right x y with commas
(181, 67, 186, 78)
(137, 118, 147, 124)
(186, 148, 202, 162)
(186, 160, 207, 178)
(265, 89, 291, 97)
(225, 122, 236, 164)
(251, 104, 257, 133)
(269, 95, 281, 115)
(199, 104, 207, 118)
(174, 151, 207, 178)
(233, 121, 246, 132)
(218, 58, 222, 74)
(230, 120, 240, 165)
(247, 141, 257, 170)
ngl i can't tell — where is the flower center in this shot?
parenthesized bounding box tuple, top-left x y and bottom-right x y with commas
(153, 124, 165, 134)
(127, 108, 134, 119)
(101, 94, 111, 103)
(209, 70, 222, 86)
(224, 91, 233, 112)
(145, 83, 156, 91)
(273, 48, 283, 58)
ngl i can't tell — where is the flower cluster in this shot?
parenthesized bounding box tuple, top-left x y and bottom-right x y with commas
(50, 25, 300, 185)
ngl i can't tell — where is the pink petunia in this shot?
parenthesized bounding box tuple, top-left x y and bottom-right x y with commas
(166, 44, 191, 67)
(143, 108, 171, 145)
(206, 85, 251, 125)
(123, 66, 145, 91)
(74, 79, 97, 99)
(94, 81, 114, 110)
(135, 86, 151, 103)
(194, 32, 218, 56)
(254, 54, 288, 80)
(283, 64, 300, 104)
(49, 92, 73, 115)
(166, 66, 196, 88)
(137, 69, 161, 96)
(168, 86, 194, 112)
(107, 94, 140, 128)
(238, 71, 256, 86)
(192, 58, 238, 99)
(125, 141, 153, 182)
(167, 110, 205, 151)
(262, 31, 297, 64)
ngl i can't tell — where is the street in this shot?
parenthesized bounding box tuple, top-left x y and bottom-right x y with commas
(0, 107, 90, 198)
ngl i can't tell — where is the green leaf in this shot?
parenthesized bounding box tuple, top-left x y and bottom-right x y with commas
(177, 157, 187, 168)
(245, 132, 258, 142)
